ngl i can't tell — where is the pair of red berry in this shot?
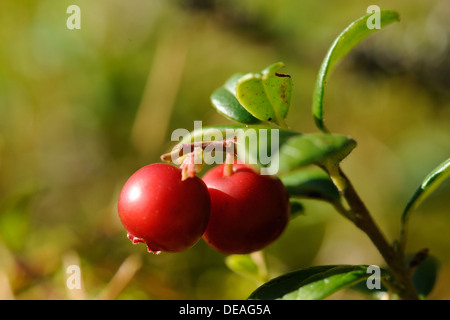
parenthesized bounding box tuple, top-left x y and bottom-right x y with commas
(117, 163, 290, 255)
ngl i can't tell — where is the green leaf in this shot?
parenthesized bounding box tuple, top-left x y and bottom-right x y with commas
(210, 73, 261, 124)
(312, 10, 400, 132)
(411, 255, 440, 298)
(277, 133, 357, 173)
(178, 124, 248, 144)
(248, 265, 388, 300)
(280, 167, 340, 203)
(402, 157, 450, 224)
(234, 126, 300, 174)
(349, 279, 388, 300)
(177, 124, 300, 175)
(175, 126, 355, 176)
(236, 62, 292, 127)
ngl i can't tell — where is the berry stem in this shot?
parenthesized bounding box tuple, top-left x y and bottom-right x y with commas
(161, 137, 237, 164)
(223, 152, 235, 177)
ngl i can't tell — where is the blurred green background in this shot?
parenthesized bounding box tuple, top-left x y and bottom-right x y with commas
(0, 0, 449, 300)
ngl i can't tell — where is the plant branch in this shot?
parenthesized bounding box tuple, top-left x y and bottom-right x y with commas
(326, 164, 419, 300)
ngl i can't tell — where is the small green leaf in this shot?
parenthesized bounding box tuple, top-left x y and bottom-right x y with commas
(261, 62, 291, 120)
(277, 133, 357, 173)
(411, 255, 440, 298)
(248, 265, 388, 300)
(178, 124, 247, 144)
(349, 279, 388, 300)
(236, 62, 291, 127)
(312, 10, 400, 132)
(280, 167, 340, 203)
(210, 73, 261, 124)
(402, 157, 450, 223)
(234, 126, 300, 173)
(175, 126, 355, 176)
(176, 124, 301, 174)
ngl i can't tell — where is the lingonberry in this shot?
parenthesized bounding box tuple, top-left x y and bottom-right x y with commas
(118, 163, 211, 254)
(201, 163, 290, 254)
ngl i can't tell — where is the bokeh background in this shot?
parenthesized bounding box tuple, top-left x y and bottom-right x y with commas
(0, 0, 449, 300)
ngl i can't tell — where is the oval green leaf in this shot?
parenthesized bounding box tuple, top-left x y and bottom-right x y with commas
(312, 10, 400, 132)
(411, 255, 440, 299)
(174, 124, 300, 175)
(248, 265, 388, 300)
(210, 73, 261, 124)
(402, 157, 450, 223)
(280, 167, 340, 203)
(277, 133, 357, 173)
(234, 126, 300, 174)
(400, 157, 450, 249)
(349, 278, 388, 300)
(236, 62, 291, 127)
(174, 126, 355, 176)
(177, 124, 247, 144)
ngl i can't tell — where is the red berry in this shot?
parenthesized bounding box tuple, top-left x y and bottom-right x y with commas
(201, 163, 290, 254)
(118, 163, 211, 254)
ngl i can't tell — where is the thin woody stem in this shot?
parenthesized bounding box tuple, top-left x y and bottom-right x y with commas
(326, 164, 419, 300)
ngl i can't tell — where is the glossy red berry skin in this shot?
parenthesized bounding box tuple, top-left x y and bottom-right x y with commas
(201, 164, 290, 254)
(118, 163, 211, 254)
